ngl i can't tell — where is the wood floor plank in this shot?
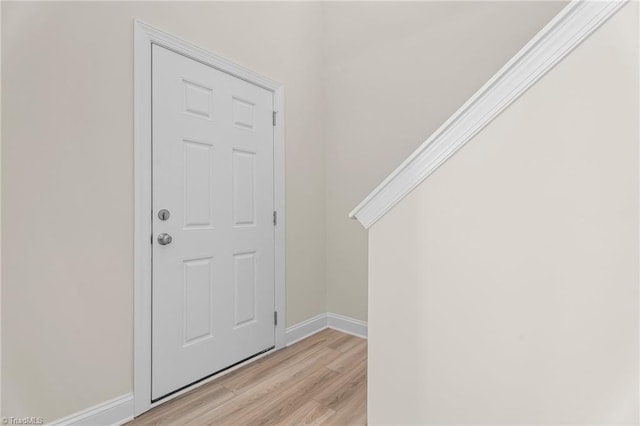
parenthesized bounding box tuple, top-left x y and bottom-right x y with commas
(320, 384, 367, 426)
(326, 339, 367, 374)
(328, 333, 363, 353)
(313, 355, 367, 414)
(276, 400, 336, 425)
(252, 340, 366, 425)
(127, 329, 366, 426)
(234, 367, 341, 426)
(220, 330, 342, 394)
(185, 347, 342, 425)
(130, 384, 235, 426)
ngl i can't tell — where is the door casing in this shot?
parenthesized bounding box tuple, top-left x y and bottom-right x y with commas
(133, 20, 286, 417)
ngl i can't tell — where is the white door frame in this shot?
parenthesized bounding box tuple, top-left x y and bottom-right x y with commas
(133, 20, 286, 417)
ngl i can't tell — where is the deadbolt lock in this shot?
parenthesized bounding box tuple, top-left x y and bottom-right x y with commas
(158, 209, 170, 221)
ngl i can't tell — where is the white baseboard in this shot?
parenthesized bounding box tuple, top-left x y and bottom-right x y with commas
(49, 393, 133, 426)
(285, 312, 368, 345)
(327, 313, 368, 339)
(285, 312, 328, 346)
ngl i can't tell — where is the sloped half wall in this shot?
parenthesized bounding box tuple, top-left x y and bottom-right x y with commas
(368, 2, 638, 424)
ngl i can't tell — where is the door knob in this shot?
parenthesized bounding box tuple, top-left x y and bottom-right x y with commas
(157, 233, 173, 246)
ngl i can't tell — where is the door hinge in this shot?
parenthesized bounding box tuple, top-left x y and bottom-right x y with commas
(272, 111, 277, 126)
(274, 311, 278, 326)
(273, 211, 277, 226)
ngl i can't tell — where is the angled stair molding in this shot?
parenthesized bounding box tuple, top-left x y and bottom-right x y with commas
(349, 0, 627, 229)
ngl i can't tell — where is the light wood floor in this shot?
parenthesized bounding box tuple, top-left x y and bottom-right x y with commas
(129, 329, 367, 425)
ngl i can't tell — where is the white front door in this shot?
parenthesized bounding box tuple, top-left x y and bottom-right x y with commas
(151, 45, 275, 400)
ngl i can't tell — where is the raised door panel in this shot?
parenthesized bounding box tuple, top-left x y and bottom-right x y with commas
(183, 140, 214, 229)
(183, 257, 214, 345)
(233, 252, 257, 327)
(232, 150, 256, 227)
(183, 79, 213, 120)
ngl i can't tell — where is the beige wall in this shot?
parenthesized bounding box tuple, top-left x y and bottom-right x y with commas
(368, 3, 639, 424)
(323, 1, 566, 321)
(2, 2, 325, 420)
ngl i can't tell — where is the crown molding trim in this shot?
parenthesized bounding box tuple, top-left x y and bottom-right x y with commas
(349, 0, 628, 229)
